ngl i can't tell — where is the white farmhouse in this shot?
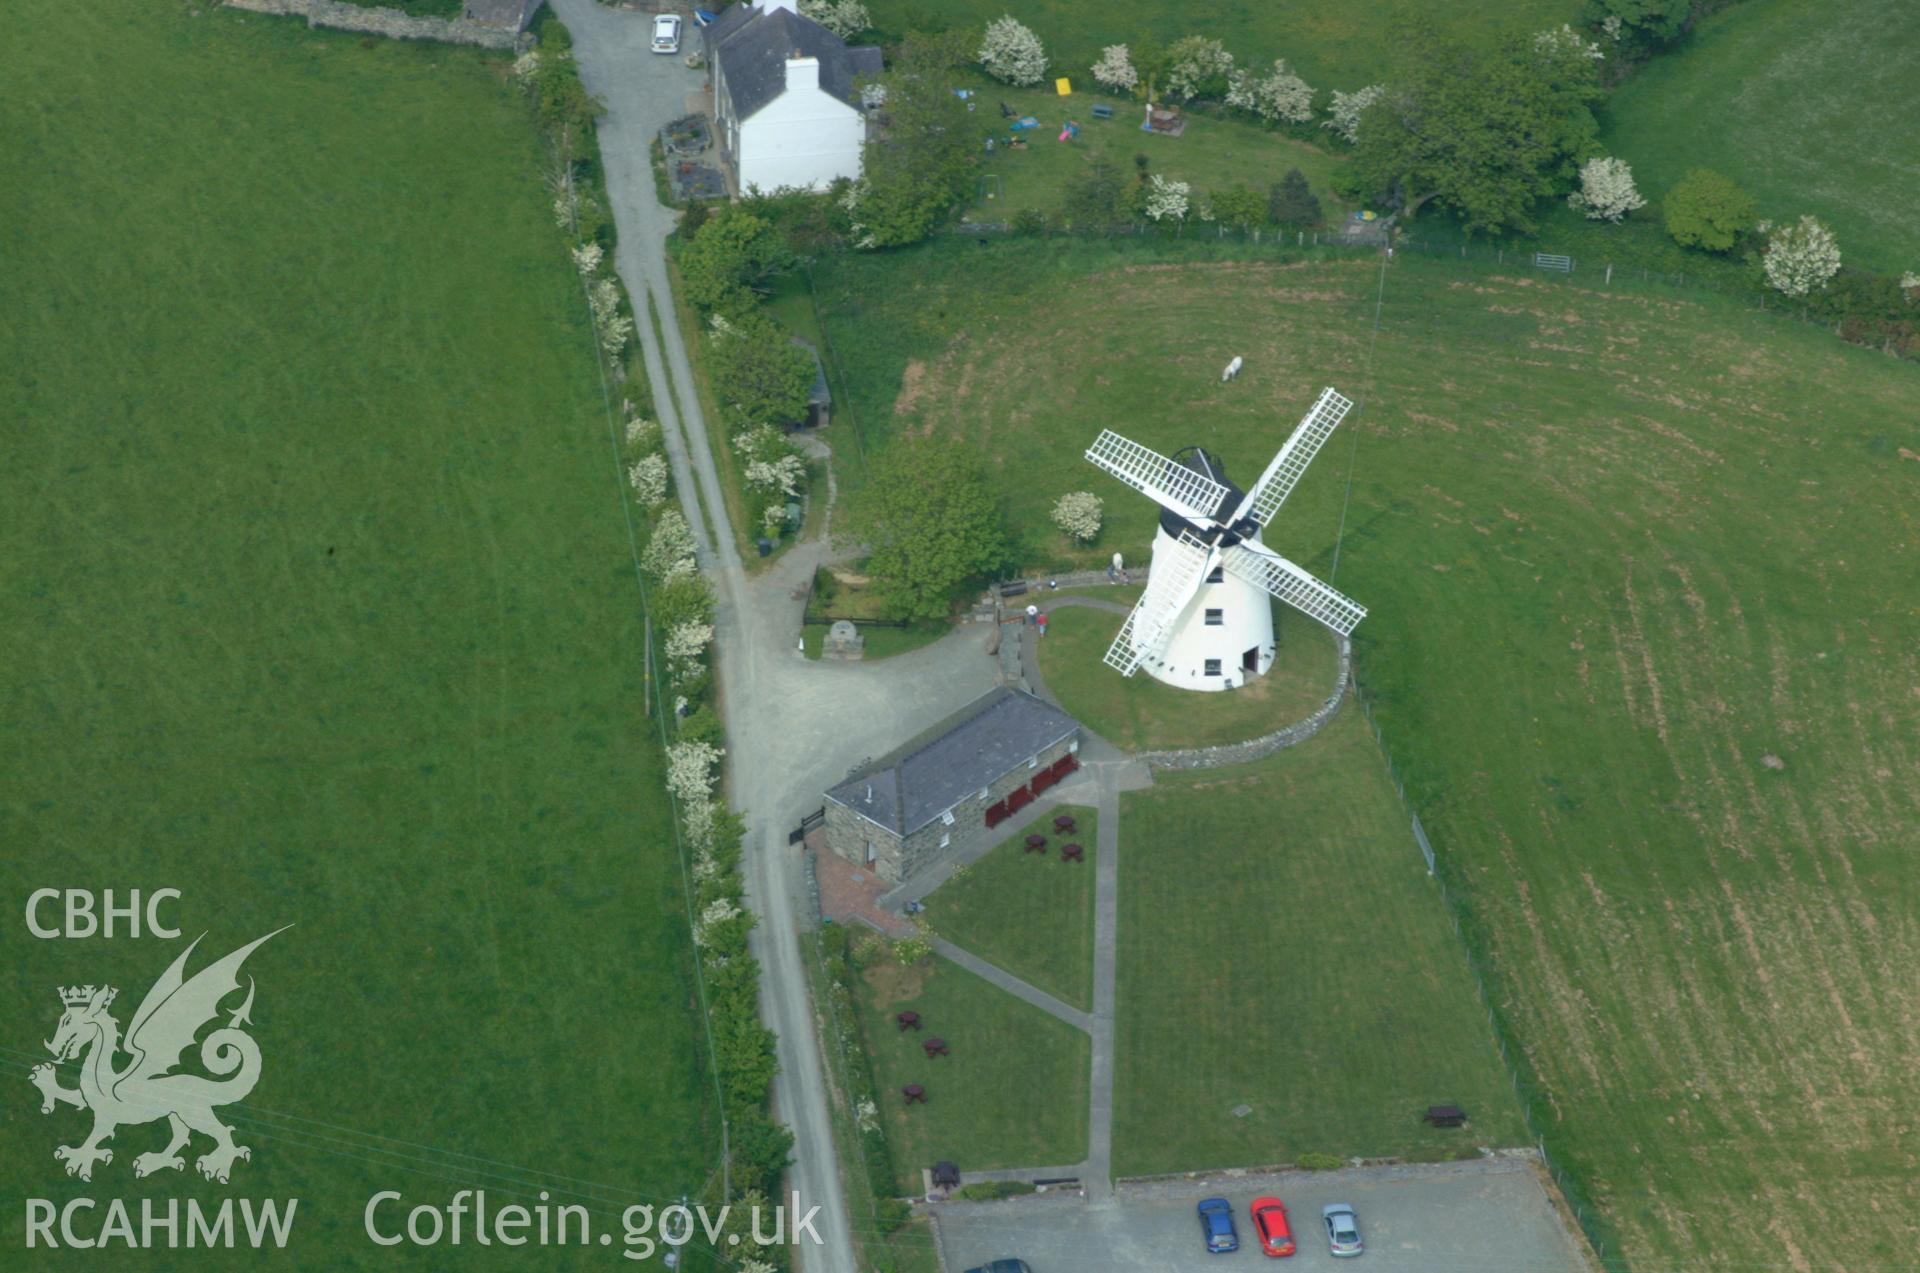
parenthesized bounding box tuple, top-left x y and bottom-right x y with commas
(704, 0, 882, 194)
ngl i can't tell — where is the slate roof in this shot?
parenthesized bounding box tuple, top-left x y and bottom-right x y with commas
(825, 689, 1079, 837)
(708, 4, 879, 121)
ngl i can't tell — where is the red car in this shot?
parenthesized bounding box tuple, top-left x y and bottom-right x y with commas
(1251, 1196, 1296, 1257)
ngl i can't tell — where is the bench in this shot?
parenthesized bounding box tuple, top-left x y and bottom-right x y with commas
(1090, 103, 1115, 121)
(1424, 1104, 1468, 1128)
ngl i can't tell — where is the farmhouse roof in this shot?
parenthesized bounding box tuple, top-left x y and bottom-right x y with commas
(708, 4, 879, 121)
(824, 689, 1078, 837)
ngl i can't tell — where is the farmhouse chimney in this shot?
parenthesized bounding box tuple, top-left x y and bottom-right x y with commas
(785, 54, 820, 94)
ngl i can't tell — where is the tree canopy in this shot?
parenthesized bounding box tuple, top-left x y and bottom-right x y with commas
(1663, 168, 1755, 253)
(678, 207, 793, 316)
(839, 436, 1008, 620)
(709, 311, 815, 428)
(1352, 28, 1602, 235)
(845, 32, 977, 248)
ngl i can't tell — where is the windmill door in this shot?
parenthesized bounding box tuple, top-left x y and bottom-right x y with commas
(1242, 646, 1259, 673)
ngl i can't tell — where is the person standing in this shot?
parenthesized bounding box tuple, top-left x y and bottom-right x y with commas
(1025, 603, 1038, 626)
(1036, 612, 1049, 638)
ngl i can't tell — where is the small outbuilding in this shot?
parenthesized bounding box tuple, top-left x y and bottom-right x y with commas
(824, 688, 1080, 883)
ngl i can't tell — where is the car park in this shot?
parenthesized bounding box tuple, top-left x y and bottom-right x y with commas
(1198, 1197, 1239, 1254)
(650, 14, 682, 53)
(1251, 1196, 1296, 1257)
(1323, 1203, 1364, 1257)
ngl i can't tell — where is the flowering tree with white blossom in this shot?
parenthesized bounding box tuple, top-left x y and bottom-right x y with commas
(665, 619, 714, 668)
(799, 0, 869, 39)
(746, 454, 807, 498)
(1144, 174, 1191, 223)
(1227, 59, 1315, 124)
(666, 739, 724, 804)
(1091, 44, 1138, 93)
(641, 510, 699, 581)
(1567, 156, 1645, 222)
(979, 16, 1047, 86)
(1164, 37, 1235, 101)
(628, 453, 669, 506)
(1051, 491, 1103, 541)
(1534, 24, 1603, 62)
(1761, 216, 1841, 296)
(1323, 84, 1382, 144)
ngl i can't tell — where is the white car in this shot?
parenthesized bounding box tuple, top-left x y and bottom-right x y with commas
(651, 14, 682, 54)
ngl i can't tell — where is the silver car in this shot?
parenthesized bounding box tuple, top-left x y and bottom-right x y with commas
(1323, 1203, 1363, 1257)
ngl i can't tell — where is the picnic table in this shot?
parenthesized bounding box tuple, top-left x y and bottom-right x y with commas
(1424, 1104, 1468, 1127)
(923, 1037, 949, 1058)
(1053, 814, 1076, 833)
(1061, 843, 1085, 863)
(903, 1084, 928, 1105)
(896, 1010, 921, 1032)
(1024, 834, 1047, 853)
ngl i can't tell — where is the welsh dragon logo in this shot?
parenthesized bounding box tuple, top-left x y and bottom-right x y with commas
(29, 928, 287, 1184)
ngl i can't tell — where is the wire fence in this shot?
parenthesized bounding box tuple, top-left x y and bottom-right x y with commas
(1348, 678, 1627, 1273)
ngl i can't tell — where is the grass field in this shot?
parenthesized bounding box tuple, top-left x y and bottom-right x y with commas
(924, 807, 1098, 1010)
(0, 6, 714, 1267)
(1600, 0, 1920, 275)
(1037, 604, 1340, 750)
(857, 956, 1090, 1190)
(964, 81, 1347, 222)
(862, 0, 1580, 96)
(810, 238, 1920, 1266)
(1117, 708, 1528, 1171)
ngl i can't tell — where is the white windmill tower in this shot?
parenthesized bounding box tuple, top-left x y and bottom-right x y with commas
(1084, 387, 1365, 691)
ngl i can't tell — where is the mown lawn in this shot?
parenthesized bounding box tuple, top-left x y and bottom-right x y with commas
(810, 238, 1920, 1268)
(1600, 0, 1920, 275)
(1036, 604, 1341, 751)
(962, 80, 1347, 222)
(857, 956, 1090, 1190)
(924, 806, 1099, 1010)
(862, 0, 1580, 94)
(0, 6, 713, 1266)
(1117, 708, 1527, 1171)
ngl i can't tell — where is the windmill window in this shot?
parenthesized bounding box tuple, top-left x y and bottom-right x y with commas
(1204, 659, 1223, 676)
(941, 808, 956, 826)
(978, 786, 990, 800)
(1028, 755, 1038, 768)
(1207, 566, 1224, 583)
(939, 832, 951, 849)
(1204, 608, 1224, 626)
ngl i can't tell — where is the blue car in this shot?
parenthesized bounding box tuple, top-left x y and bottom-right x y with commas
(1198, 1197, 1239, 1254)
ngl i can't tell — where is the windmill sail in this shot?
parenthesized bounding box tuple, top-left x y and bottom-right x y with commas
(1085, 431, 1229, 525)
(1103, 530, 1213, 675)
(1229, 388, 1354, 528)
(1219, 544, 1367, 635)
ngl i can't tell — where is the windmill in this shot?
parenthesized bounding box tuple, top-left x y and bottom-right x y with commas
(1083, 387, 1365, 691)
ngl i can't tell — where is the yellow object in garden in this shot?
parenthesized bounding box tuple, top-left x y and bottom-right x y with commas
(1056, 77, 1072, 96)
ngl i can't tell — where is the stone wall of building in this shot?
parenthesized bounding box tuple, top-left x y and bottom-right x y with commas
(893, 736, 1076, 880)
(823, 734, 1079, 883)
(224, 0, 531, 52)
(822, 799, 900, 879)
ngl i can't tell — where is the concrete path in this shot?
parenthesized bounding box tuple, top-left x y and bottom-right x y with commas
(553, 5, 1007, 1270)
(929, 937, 1095, 1034)
(1084, 765, 1123, 1201)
